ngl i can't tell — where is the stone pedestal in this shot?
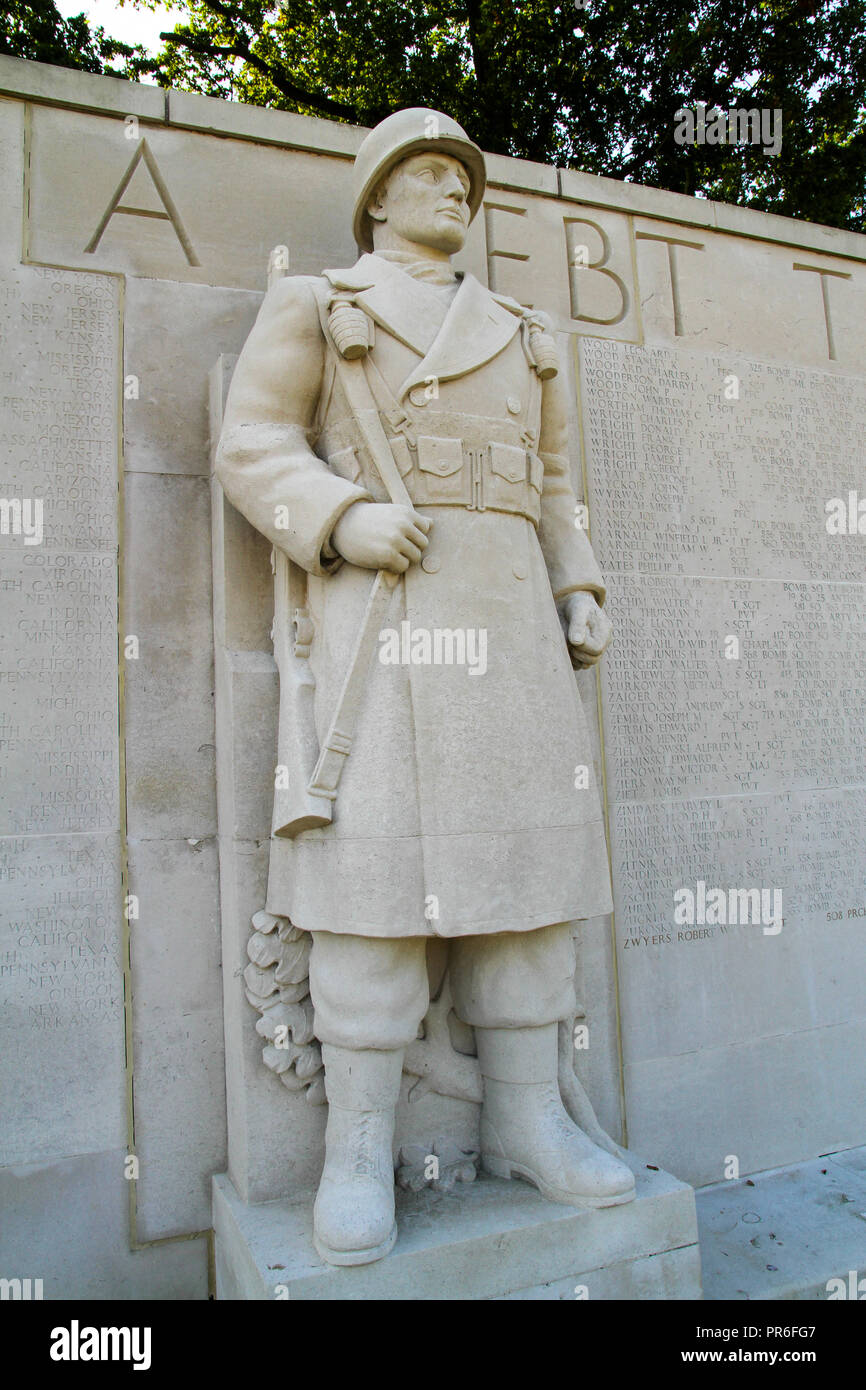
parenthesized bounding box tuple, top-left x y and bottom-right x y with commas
(213, 1161, 702, 1300)
(697, 1145, 866, 1301)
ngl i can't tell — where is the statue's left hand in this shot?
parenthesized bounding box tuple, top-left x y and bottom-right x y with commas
(563, 591, 612, 668)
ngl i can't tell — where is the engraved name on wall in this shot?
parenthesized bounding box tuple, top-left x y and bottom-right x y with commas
(0, 266, 123, 1162)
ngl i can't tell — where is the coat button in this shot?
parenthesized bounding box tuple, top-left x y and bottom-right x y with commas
(421, 553, 441, 573)
(512, 560, 528, 580)
(507, 396, 522, 414)
(408, 386, 429, 407)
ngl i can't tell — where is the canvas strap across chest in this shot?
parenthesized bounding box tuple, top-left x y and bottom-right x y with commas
(316, 274, 548, 527)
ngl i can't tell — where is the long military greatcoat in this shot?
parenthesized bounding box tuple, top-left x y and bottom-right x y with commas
(216, 253, 613, 938)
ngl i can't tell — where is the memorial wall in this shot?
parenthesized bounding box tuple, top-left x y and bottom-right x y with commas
(0, 53, 863, 1297)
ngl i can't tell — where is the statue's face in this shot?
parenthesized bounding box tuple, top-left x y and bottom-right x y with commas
(368, 151, 471, 253)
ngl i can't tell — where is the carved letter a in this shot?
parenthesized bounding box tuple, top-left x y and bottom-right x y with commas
(84, 138, 200, 265)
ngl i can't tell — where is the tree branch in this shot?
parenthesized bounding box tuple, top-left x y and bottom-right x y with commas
(159, 30, 359, 121)
(464, 0, 487, 91)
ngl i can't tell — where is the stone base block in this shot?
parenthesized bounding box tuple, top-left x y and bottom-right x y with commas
(0, 1150, 209, 1300)
(698, 1144, 866, 1300)
(213, 1160, 702, 1301)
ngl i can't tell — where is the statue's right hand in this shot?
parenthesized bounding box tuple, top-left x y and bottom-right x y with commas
(331, 502, 431, 573)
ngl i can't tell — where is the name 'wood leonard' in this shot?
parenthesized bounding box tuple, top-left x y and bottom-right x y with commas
(215, 107, 638, 1266)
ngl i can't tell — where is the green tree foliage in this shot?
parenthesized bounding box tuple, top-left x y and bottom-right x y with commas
(7, 1, 866, 230)
(0, 0, 142, 75)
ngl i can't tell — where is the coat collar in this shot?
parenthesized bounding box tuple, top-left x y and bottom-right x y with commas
(324, 253, 522, 399)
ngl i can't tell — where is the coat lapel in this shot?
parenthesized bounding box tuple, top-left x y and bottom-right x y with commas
(325, 256, 523, 397)
(329, 254, 445, 357)
(397, 273, 521, 400)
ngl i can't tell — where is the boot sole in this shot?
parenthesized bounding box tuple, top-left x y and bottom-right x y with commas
(313, 1220, 398, 1267)
(483, 1153, 636, 1208)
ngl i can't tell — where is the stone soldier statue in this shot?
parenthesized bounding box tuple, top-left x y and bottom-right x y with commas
(216, 107, 635, 1266)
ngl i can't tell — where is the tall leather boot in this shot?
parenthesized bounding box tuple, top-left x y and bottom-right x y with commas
(313, 1043, 403, 1266)
(476, 1023, 636, 1208)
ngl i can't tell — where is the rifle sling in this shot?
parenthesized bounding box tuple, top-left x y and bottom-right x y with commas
(307, 294, 413, 802)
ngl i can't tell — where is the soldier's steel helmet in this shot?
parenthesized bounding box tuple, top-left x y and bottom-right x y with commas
(352, 108, 486, 253)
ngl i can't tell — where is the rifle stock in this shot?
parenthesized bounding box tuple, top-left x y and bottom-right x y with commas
(271, 547, 333, 836)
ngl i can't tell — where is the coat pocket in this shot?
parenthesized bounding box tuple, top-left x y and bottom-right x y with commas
(487, 441, 529, 513)
(486, 443, 542, 523)
(489, 442, 528, 485)
(416, 435, 466, 502)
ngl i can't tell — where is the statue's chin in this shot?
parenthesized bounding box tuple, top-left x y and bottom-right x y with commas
(408, 222, 467, 256)
(440, 229, 468, 254)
